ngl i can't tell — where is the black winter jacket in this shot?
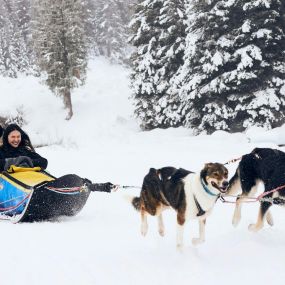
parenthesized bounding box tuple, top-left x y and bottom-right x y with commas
(0, 145, 48, 171)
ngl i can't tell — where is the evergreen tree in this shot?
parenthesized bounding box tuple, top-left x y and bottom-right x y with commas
(94, 0, 129, 63)
(179, 0, 285, 134)
(11, 0, 31, 73)
(14, 0, 31, 44)
(130, 0, 187, 130)
(0, 0, 31, 77)
(117, 0, 135, 26)
(82, 0, 98, 56)
(15, 0, 35, 72)
(81, 0, 134, 60)
(32, 0, 87, 119)
(0, 1, 13, 76)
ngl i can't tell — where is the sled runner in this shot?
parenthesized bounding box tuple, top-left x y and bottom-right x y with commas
(0, 166, 90, 223)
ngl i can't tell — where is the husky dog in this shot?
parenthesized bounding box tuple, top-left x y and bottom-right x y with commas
(227, 148, 285, 232)
(131, 163, 228, 248)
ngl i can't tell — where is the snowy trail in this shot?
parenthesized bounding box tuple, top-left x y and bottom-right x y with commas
(1, 143, 285, 285)
(0, 58, 285, 285)
(1, 134, 281, 285)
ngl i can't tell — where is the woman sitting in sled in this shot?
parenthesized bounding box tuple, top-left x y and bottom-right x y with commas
(0, 124, 116, 193)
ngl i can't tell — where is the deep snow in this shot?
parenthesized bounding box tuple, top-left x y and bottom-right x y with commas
(0, 57, 285, 285)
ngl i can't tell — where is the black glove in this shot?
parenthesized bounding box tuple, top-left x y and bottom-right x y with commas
(89, 182, 115, 193)
(4, 156, 34, 171)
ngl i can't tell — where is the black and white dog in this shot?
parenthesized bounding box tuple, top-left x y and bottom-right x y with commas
(131, 163, 229, 248)
(227, 148, 285, 232)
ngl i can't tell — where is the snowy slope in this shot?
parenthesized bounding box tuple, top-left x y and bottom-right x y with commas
(0, 57, 285, 285)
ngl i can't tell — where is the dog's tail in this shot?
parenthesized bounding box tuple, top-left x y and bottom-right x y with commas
(132, 197, 141, 211)
(123, 195, 141, 211)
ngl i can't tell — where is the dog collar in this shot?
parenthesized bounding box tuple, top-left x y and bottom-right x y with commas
(201, 178, 219, 197)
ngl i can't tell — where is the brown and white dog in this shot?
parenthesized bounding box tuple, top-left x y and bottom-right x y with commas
(131, 163, 229, 248)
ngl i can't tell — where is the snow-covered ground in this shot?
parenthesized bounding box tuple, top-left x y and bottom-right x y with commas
(0, 57, 285, 285)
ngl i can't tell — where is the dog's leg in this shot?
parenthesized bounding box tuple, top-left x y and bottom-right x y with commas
(141, 210, 148, 236)
(248, 201, 272, 232)
(232, 194, 255, 227)
(232, 196, 243, 227)
(232, 181, 259, 227)
(157, 213, 165, 236)
(176, 211, 185, 249)
(266, 210, 274, 226)
(228, 169, 244, 227)
(176, 225, 184, 250)
(192, 219, 206, 246)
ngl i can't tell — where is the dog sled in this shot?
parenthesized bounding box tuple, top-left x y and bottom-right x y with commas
(0, 166, 91, 223)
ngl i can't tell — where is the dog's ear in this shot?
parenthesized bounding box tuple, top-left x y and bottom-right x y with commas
(156, 169, 162, 181)
(148, 168, 157, 175)
(205, 163, 214, 168)
(200, 164, 209, 184)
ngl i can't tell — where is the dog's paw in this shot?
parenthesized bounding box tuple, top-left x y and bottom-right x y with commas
(176, 243, 184, 252)
(266, 212, 274, 226)
(158, 229, 165, 237)
(141, 230, 147, 236)
(141, 225, 148, 236)
(192, 238, 204, 246)
(248, 223, 261, 232)
(232, 216, 241, 227)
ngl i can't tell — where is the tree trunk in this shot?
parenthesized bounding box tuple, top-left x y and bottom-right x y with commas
(63, 88, 73, 120)
(107, 40, 111, 58)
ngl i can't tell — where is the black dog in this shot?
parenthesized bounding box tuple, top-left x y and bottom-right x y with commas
(227, 147, 285, 232)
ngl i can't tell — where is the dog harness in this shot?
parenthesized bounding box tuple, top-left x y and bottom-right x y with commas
(193, 195, 206, 216)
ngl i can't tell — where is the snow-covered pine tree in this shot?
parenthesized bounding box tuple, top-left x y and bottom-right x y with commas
(158, 0, 187, 127)
(32, 0, 87, 119)
(0, 0, 31, 77)
(117, 0, 135, 27)
(0, 1, 13, 76)
(14, 0, 30, 43)
(14, 0, 35, 73)
(11, 0, 32, 73)
(179, 0, 285, 134)
(130, 0, 187, 130)
(82, 0, 98, 56)
(94, 0, 129, 63)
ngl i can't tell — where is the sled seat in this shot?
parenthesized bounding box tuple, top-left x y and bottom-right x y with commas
(3, 166, 55, 188)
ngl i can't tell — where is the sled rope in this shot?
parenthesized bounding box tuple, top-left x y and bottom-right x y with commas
(223, 157, 242, 165)
(219, 194, 258, 204)
(0, 194, 30, 213)
(220, 183, 285, 204)
(118, 185, 141, 189)
(257, 184, 285, 203)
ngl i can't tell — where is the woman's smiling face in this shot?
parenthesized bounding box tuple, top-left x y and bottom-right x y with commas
(8, 130, 21, 148)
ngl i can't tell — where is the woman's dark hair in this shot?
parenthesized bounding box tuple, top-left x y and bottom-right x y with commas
(2, 124, 35, 152)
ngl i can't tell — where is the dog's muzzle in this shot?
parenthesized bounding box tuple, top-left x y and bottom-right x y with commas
(211, 180, 229, 193)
